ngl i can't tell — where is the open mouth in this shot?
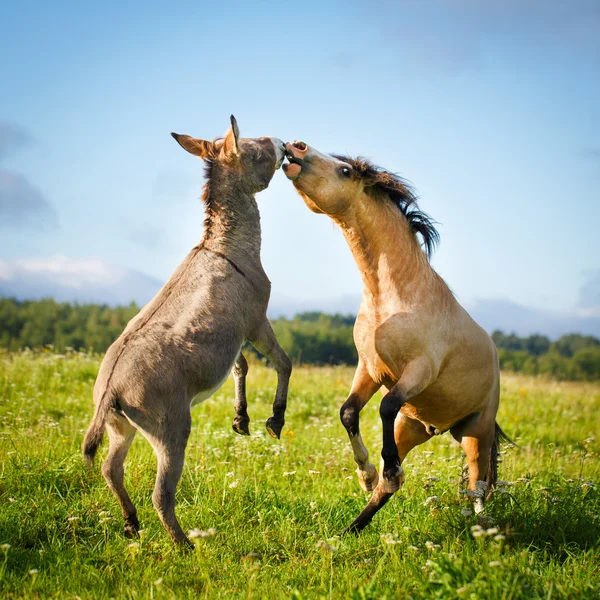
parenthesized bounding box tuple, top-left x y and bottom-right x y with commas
(285, 150, 304, 166)
(282, 142, 306, 180)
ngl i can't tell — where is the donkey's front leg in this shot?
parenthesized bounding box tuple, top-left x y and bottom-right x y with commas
(232, 352, 251, 436)
(249, 319, 292, 439)
(340, 359, 381, 491)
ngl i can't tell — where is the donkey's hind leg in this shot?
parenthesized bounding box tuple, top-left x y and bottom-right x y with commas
(101, 413, 139, 537)
(146, 408, 193, 546)
(232, 352, 250, 436)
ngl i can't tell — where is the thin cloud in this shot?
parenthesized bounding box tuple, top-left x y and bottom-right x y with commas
(360, 0, 600, 72)
(0, 170, 58, 230)
(0, 255, 162, 306)
(0, 122, 33, 161)
(0, 122, 58, 231)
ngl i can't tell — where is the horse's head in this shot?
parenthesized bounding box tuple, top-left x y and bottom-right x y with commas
(172, 116, 286, 193)
(283, 141, 364, 216)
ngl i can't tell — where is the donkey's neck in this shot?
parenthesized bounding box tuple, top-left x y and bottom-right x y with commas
(201, 171, 262, 261)
(336, 196, 436, 309)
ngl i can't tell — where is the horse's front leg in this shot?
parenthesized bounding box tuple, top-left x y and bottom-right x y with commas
(232, 351, 250, 436)
(340, 359, 381, 491)
(379, 358, 432, 493)
(248, 319, 292, 439)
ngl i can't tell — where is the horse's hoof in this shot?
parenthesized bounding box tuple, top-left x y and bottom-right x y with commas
(382, 466, 405, 494)
(265, 417, 283, 439)
(356, 464, 379, 492)
(232, 418, 250, 436)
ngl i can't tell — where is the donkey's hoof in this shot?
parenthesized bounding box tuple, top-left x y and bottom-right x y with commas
(124, 515, 140, 538)
(265, 417, 283, 439)
(356, 464, 379, 492)
(232, 417, 250, 436)
(179, 537, 195, 551)
(382, 466, 405, 494)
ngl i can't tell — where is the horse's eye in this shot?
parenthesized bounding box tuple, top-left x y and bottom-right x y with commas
(340, 166, 351, 178)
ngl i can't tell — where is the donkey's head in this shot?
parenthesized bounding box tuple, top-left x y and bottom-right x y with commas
(171, 116, 285, 193)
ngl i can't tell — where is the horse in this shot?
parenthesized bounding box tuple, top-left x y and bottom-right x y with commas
(82, 116, 291, 545)
(283, 140, 508, 532)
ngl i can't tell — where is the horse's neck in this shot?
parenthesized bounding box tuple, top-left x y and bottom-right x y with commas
(336, 198, 434, 308)
(201, 174, 262, 262)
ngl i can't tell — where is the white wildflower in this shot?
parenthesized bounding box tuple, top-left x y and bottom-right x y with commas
(308, 469, 321, 475)
(485, 527, 498, 536)
(28, 569, 39, 575)
(282, 471, 296, 477)
(424, 496, 441, 507)
(188, 527, 216, 540)
(494, 534, 506, 541)
(471, 525, 485, 538)
(316, 539, 337, 552)
(226, 471, 234, 478)
(0, 544, 11, 550)
(488, 560, 501, 567)
(425, 541, 441, 551)
(381, 533, 401, 545)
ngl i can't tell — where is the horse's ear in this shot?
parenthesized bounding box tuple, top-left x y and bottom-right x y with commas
(222, 114, 240, 157)
(171, 133, 214, 160)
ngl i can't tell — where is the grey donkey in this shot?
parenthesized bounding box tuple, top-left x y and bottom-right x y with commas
(83, 116, 292, 546)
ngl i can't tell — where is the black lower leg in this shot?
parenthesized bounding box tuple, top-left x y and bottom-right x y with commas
(124, 512, 140, 537)
(340, 395, 360, 436)
(380, 390, 405, 480)
(344, 490, 393, 534)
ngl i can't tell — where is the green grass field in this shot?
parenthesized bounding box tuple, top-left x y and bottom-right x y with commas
(0, 350, 598, 599)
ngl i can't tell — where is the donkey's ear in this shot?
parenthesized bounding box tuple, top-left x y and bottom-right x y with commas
(222, 114, 240, 157)
(171, 133, 214, 160)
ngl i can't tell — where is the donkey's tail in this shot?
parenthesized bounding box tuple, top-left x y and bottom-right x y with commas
(485, 422, 514, 500)
(82, 389, 117, 467)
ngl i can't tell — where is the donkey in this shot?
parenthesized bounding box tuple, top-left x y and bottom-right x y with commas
(283, 141, 508, 532)
(83, 116, 292, 545)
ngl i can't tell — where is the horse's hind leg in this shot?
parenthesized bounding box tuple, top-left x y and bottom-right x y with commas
(340, 359, 381, 491)
(453, 415, 496, 514)
(232, 352, 250, 436)
(101, 413, 139, 537)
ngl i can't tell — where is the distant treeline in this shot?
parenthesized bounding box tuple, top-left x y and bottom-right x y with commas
(0, 298, 599, 380)
(492, 331, 600, 381)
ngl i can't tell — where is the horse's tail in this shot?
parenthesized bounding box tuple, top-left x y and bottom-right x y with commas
(82, 388, 117, 467)
(486, 422, 514, 500)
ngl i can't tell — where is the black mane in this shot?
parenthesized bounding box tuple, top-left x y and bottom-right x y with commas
(332, 155, 439, 259)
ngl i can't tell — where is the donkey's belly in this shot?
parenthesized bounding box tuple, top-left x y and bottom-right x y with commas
(189, 349, 241, 407)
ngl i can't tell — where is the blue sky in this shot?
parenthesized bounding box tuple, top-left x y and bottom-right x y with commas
(1, 1, 599, 335)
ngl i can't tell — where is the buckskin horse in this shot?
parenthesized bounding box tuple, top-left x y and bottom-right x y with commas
(283, 141, 508, 532)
